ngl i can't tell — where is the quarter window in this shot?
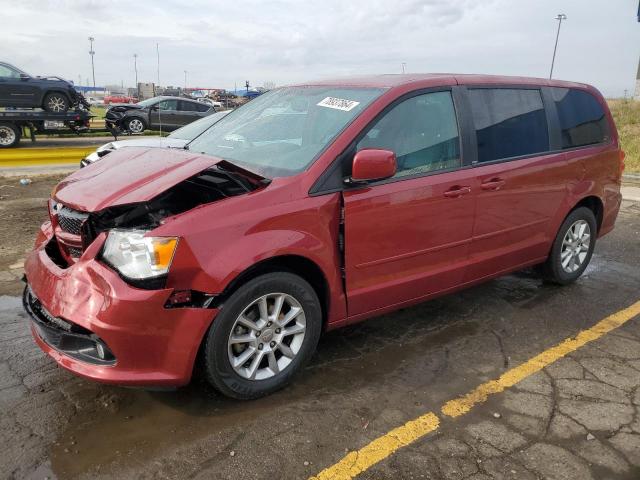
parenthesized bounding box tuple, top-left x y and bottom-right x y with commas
(356, 91, 461, 178)
(468, 89, 549, 163)
(551, 88, 609, 149)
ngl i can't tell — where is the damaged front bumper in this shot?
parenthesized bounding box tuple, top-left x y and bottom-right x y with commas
(23, 222, 217, 387)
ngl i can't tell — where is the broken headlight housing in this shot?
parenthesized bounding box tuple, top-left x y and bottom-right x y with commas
(102, 229, 178, 281)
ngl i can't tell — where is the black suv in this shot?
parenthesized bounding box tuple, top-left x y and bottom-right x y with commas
(105, 96, 215, 134)
(0, 62, 87, 112)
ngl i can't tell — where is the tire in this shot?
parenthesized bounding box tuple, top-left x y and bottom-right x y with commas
(0, 123, 21, 148)
(202, 272, 322, 399)
(541, 207, 597, 285)
(126, 117, 146, 134)
(43, 92, 69, 112)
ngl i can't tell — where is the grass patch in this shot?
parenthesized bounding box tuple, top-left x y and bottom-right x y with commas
(608, 99, 640, 173)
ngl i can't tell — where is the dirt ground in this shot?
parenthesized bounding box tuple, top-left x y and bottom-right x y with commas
(1, 175, 640, 479)
(0, 175, 65, 295)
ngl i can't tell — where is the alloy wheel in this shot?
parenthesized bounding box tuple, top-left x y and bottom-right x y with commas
(227, 293, 306, 381)
(0, 126, 16, 146)
(128, 119, 144, 133)
(560, 219, 591, 273)
(47, 95, 66, 112)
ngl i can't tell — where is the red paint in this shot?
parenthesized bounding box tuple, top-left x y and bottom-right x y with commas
(24, 74, 623, 386)
(351, 149, 397, 181)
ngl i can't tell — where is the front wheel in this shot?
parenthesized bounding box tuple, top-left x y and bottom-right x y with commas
(43, 92, 69, 112)
(126, 117, 146, 134)
(541, 207, 597, 285)
(202, 272, 322, 399)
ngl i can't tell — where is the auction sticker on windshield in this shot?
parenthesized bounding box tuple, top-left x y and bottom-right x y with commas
(317, 97, 360, 111)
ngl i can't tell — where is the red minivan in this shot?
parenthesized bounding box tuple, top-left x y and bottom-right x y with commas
(23, 75, 623, 399)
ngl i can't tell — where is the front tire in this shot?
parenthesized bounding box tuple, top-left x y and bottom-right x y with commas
(43, 92, 69, 112)
(541, 207, 597, 285)
(202, 272, 322, 399)
(126, 117, 146, 134)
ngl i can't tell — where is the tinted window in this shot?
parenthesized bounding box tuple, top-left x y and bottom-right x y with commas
(551, 88, 608, 149)
(195, 103, 211, 112)
(157, 99, 178, 111)
(356, 91, 460, 177)
(179, 101, 199, 112)
(468, 89, 549, 163)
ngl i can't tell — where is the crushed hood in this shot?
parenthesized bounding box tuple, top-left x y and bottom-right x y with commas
(54, 147, 223, 212)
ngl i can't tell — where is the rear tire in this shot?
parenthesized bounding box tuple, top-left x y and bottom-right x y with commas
(0, 122, 21, 148)
(202, 272, 322, 399)
(541, 207, 597, 285)
(43, 92, 69, 112)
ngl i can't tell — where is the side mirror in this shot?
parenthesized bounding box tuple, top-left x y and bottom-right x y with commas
(350, 149, 397, 183)
(19, 73, 30, 81)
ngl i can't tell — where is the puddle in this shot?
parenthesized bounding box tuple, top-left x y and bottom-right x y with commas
(0, 294, 22, 311)
(48, 297, 480, 478)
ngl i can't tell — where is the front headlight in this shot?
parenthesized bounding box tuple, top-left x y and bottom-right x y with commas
(102, 229, 178, 280)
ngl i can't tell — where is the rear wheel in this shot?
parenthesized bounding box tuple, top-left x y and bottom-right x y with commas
(202, 272, 322, 399)
(43, 92, 69, 112)
(0, 123, 20, 148)
(541, 207, 597, 284)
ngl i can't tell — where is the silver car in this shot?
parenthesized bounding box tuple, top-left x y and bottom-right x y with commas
(82, 110, 231, 167)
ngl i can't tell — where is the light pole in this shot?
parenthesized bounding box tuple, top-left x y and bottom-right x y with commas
(88, 37, 96, 90)
(184, 70, 187, 92)
(401, 62, 406, 74)
(133, 54, 138, 97)
(549, 14, 567, 79)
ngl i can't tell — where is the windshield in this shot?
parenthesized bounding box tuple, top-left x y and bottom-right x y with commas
(187, 86, 384, 178)
(169, 110, 230, 140)
(137, 98, 159, 107)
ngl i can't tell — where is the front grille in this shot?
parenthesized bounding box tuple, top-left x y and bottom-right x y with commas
(68, 247, 83, 258)
(57, 206, 88, 235)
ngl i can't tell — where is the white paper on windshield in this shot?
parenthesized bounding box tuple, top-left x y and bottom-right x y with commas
(317, 97, 360, 112)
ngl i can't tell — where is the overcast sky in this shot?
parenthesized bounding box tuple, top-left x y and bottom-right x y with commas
(1, 0, 639, 96)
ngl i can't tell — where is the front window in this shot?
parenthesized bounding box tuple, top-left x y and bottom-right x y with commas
(188, 86, 384, 178)
(0, 64, 21, 79)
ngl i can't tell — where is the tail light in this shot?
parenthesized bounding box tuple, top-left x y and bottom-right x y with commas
(619, 150, 625, 176)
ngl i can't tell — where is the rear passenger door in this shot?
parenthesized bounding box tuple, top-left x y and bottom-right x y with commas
(463, 87, 571, 281)
(343, 90, 478, 316)
(177, 101, 210, 126)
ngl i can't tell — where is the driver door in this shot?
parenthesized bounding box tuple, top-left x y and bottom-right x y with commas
(0, 64, 36, 107)
(150, 99, 179, 130)
(343, 90, 477, 316)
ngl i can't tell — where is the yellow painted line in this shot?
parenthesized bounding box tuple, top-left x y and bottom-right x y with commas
(0, 147, 92, 167)
(310, 300, 640, 480)
(310, 412, 440, 480)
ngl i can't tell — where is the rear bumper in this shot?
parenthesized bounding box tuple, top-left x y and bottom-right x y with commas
(23, 222, 217, 387)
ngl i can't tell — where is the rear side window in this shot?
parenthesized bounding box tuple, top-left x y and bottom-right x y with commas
(468, 88, 549, 163)
(356, 91, 461, 178)
(551, 88, 609, 149)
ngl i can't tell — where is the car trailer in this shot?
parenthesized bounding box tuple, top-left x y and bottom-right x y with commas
(0, 109, 93, 148)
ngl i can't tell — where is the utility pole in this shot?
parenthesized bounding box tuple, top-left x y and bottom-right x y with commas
(549, 14, 566, 79)
(184, 70, 188, 92)
(88, 36, 96, 90)
(401, 62, 406, 74)
(133, 54, 138, 98)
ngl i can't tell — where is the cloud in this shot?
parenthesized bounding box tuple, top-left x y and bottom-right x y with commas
(0, 0, 638, 96)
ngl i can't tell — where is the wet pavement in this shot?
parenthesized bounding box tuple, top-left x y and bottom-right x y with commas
(2, 199, 640, 480)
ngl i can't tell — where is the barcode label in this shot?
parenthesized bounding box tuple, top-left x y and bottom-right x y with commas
(317, 97, 360, 112)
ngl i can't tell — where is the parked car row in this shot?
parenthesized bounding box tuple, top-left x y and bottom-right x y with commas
(23, 74, 623, 400)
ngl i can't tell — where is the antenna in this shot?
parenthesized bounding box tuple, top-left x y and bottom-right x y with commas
(156, 43, 162, 143)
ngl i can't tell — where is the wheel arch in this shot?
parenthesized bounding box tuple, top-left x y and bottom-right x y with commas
(213, 255, 331, 329)
(570, 195, 604, 234)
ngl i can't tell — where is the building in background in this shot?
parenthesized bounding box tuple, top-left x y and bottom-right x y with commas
(137, 82, 155, 100)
